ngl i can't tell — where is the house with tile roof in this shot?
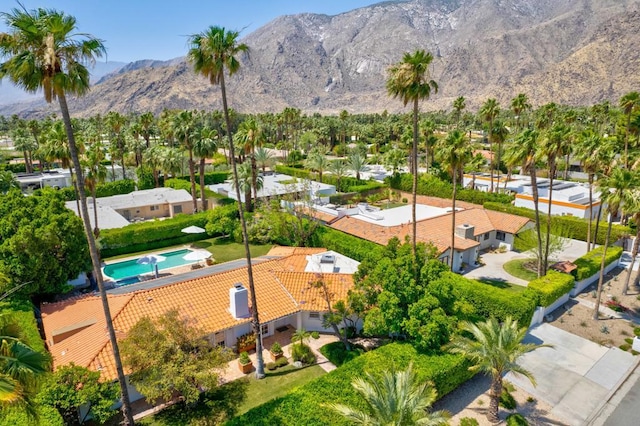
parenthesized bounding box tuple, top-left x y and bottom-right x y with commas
(324, 202, 532, 271)
(40, 247, 357, 397)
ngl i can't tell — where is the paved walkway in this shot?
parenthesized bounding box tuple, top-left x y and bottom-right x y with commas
(506, 323, 636, 426)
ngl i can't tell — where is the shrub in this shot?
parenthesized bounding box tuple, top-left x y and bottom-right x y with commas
(239, 352, 251, 365)
(291, 343, 316, 365)
(0, 298, 46, 355)
(311, 331, 320, 339)
(311, 226, 384, 263)
(573, 246, 623, 281)
(319, 342, 364, 367)
(176, 171, 229, 186)
(459, 418, 480, 426)
(270, 342, 283, 355)
(620, 344, 631, 351)
(227, 343, 474, 426)
(605, 299, 629, 312)
(266, 362, 278, 371)
(276, 357, 289, 368)
(500, 388, 517, 410)
(506, 413, 529, 426)
(527, 270, 575, 307)
(56, 179, 136, 201)
(634, 327, 640, 337)
(236, 333, 256, 351)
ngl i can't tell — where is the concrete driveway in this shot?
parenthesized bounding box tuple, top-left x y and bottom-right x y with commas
(506, 323, 635, 426)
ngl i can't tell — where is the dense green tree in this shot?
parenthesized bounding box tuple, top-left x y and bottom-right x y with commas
(37, 364, 118, 425)
(188, 26, 266, 378)
(620, 91, 640, 168)
(193, 125, 218, 211)
(448, 317, 548, 423)
(387, 50, 438, 258)
(0, 7, 136, 423)
(0, 171, 18, 194)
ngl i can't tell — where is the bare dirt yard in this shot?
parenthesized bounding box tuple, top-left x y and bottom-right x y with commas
(547, 267, 640, 352)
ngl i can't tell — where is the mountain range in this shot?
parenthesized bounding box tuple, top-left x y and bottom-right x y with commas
(1, 0, 639, 118)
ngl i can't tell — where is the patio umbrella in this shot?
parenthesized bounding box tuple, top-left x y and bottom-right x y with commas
(181, 225, 206, 234)
(183, 249, 212, 266)
(137, 254, 167, 278)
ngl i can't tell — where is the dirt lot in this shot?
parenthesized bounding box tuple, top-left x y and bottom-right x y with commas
(547, 267, 640, 351)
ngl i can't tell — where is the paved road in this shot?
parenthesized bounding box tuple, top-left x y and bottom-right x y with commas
(602, 376, 640, 426)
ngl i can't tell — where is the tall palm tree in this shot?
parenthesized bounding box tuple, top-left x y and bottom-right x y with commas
(0, 315, 50, 417)
(452, 96, 466, 128)
(193, 126, 218, 211)
(510, 93, 531, 131)
(83, 141, 107, 237)
(347, 151, 368, 182)
(479, 98, 500, 193)
(437, 129, 473, 271)
(620, 91, 640, 169)
(622, 191, 640, 295)
(305, 150, 330, 183)
(0, 8, 136, 423)
(327, 363, 449, 426)
(328, 159, 348, 192)
(593, 168, 638, 319)
(172, 110, 199, 212)
(236, 117, 263, 209)
(188, 26, 266, 379)
(105, 111, 128, 180)
(448, 317, 549, 423)
(254, 146, 275, 174)
(387, 50, 438, 258)
(504, 129, 544, 277)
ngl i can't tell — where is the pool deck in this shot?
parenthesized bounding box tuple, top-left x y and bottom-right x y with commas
(106, 256, 279, 295)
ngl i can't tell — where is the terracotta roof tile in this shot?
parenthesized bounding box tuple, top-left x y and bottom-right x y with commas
(275, 272, 354, 311)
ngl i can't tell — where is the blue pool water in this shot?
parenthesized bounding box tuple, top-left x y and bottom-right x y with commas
(116, 276, 141, 286)
(104, 249, 195, 280)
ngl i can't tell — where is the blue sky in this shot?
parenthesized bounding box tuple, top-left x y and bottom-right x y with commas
(1, 0, 384, 63)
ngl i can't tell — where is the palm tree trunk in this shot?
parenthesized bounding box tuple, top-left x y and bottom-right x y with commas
(92, 186, 100, 238)
(199, 159, 208, 211)
(251, 153, 258, 205)
(411, 99, 419, 259)
(70, 166, 81, 217)
(57, 92, 135, 426)
(488, 122, 494, 193)
(121, 155, 126, 180)
(622, 225, 640, 295)
(220, 73, 265, 379)
(488, 376, 502, 423)
(587, 175, 594, 252)
(594, 202, 603, 246)
(594, 215, 613, 320)
(188, 148, 198, 213)
(543, 165, 555, 273)
(530, 168, 543, 277)
(450, 167, 457, 272)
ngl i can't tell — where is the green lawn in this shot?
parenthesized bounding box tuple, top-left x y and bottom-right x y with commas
(138, 364, 325, 425)
(503, 258, 539, 282)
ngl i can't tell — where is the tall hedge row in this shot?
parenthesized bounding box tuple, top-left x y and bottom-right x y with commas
(57, 179, 136, 201)
(176, 171, 229, 185)
(99, 212, 210, 257)
(227, 343, 474, 426)
(311, 226, 384, 262)
(274, 164, 384, 193)
(437, 272, 538, 325)
(527, 270, 575, 307)
(483, 202, 631, 245)
(387, 173, 514, 205)
(573, 245, 623, 282)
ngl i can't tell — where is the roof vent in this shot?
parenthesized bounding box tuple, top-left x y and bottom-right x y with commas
(230, 283, 250, 319)
(320, 254, 335, 264)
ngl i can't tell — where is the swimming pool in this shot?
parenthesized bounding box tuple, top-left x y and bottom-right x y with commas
(103, 249, 196, 280)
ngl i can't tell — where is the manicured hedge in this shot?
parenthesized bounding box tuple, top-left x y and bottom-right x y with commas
(57, 179, 136, 201)
(0, 298, 46, 355)
(275, 164, 384, 193)
(99, 211, 210, 257)
(311, 226, 384, 262)
(436, 272, 538, 326)
(275, 165, 311, 179)
(527, 270, 575, 307)
(483, 202, 631, 245)
(319, 342, 364, 367)
(573, 245, 623, 282)
(176, 171, 229, 186)
(227, 343, 474, 426)
(388, 173, 514, 205)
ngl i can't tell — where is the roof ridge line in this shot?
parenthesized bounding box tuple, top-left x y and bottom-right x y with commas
(271, 270, 300, 308)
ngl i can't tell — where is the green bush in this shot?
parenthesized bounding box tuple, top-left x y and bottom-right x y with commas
(56, 179, 136, 201)
(500, 388, 517, 410)
(266, 362, 277, 371)
(99, 211, 210, 257)
(620, 344, 631, 351)
(484, 202, 631, 245)
(311, 226, 384, 263)
(311, 331, 320, 339)
(506, 413, 529, 426)
(275, 165, 311, 180)
(0, 298, 46, 355)
(276, 357, 289, 368)
(459, 418, 480, 426)
(527, 270, 575, 307)
(291, 343, 316, 365)
(176, 171, 229, 185)
(436, 272, 538, 326)
(319, 342, 364, 367)
(573, 246, 623, 281)
(227, 343, 474, 426)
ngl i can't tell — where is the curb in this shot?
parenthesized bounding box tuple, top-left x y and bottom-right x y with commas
(584, 353, 640, 425)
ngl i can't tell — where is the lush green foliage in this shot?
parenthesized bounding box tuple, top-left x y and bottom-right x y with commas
(227, 343, 473, 426)
(0, 299, 46, 354)
(319, 342, 364, 366)
(120, 309, 233, 405)
(388, 173, 514, 205)
(57, 179, 136, 201)
(274, 164, 384, 193)
(205, 204, 240, 241)
(311, 226, 384, 262)
(573, 245, 623, 281)
(176, 171, 229, 185)
(99, 211, 210, 257)
(291, 343, 316, 365)
(484, 202, 631, 245)
(527, 270, 575, 307)
(439, 272, 538, 325)
(37, 364, 118, 425)
(0, 189, 89, 296)
(506, 413, 529, 426)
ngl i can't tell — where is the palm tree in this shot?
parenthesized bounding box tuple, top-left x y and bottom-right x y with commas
(193, 126, 218, 211)
(105, 111, 128, 180)
(510, 93, 531, 131)
(254, 146, 275, 174)
(328, 159, 348, 192)
(437, 130, 473, 271)
(305, 150, 330, 183)
(291, 328, 311, 346)
(620, 91, 640, 169)
(0, 7, 136, 423)
(387, 50, 438, 258)
(172, 110, 199, 212)
(188, 26, 266, 379)
(593, 168, 638, 319)
(327, 363, 449, 426)
(452, 96, 466, 128)
(503, 129, 544, 277)
(83, 141, 107, 237)
(448, 317, 549, 423)
(479, 98, 500, 192)
(347, 151, 368, 182)
(622, 191, 640, 295)
(0, 315, 50, 417)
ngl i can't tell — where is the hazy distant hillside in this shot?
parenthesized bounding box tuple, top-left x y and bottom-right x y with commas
(2, 0, 640, 117)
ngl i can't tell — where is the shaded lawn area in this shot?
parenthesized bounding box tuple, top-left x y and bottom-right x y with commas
(503, 258, 539, 282)
(138, 364, 325, 425)
(473, 277, 528, 293)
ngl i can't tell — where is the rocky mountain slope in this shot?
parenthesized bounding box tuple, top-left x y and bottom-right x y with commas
(2, 0, 639, 118)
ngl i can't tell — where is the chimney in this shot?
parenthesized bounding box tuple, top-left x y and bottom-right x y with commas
(229, 283, 250, 319)
(455, 224, 475, 240)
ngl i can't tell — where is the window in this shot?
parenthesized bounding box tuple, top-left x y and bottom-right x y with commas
(261, 323, 269, 335)
(496, 231, 506, 241)
(484, 232, 490, 241)
(150, 205, 159, 211)
(309, 311, 321, 319)
(173, 205, 183, 214)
